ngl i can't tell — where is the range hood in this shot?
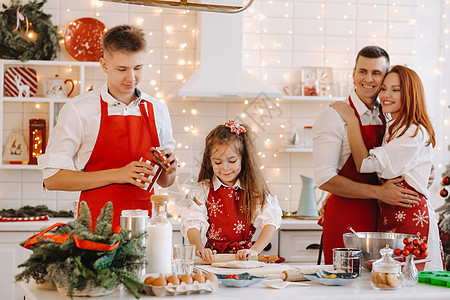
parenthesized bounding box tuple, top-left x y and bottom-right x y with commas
(175, 8, 282, 99)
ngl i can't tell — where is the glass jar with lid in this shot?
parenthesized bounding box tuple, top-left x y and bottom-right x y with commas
(370, 246, 402, 290)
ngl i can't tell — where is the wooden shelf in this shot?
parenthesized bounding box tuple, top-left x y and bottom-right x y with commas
(3, 97, 72, 103)
(1, 60, 100, 170)
(0, 164, 38, 170)
(278, 147, 313, 153)
(282, 96, 344, 102)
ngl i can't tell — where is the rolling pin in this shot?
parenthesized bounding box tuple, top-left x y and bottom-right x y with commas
(194, 253, 279, 265)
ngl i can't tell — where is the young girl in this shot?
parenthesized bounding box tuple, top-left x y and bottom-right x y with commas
(180, 121, 282, 262)
(331, 65, 444, 271)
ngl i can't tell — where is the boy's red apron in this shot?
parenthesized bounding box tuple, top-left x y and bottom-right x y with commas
(79, 96, 160, 229)
(205, 185, 256, 253)
(321, 98, 385, 264)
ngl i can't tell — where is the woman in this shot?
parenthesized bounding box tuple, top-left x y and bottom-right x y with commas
(331, 65, 444, 271)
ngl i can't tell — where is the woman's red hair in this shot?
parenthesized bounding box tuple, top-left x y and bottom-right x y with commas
(384, 65, 435, 147)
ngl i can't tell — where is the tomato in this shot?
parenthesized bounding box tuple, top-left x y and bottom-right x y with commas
(412, 248, 421, 257)
(403, 238, 411, 245)
(402, 249, 410, 256)
(394, 248, 402, 256)
(405, 244, 414, 251)
(412, 239, 421, 246)
(421, 251, 428, 258)
(420, 243, 428, 251)
(224, 275, 239, 280)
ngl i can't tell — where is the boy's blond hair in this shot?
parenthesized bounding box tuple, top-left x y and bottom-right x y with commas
(102, 24, 146, 55)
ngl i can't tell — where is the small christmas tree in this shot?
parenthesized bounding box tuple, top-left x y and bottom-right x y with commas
(436, 145, 450, 270)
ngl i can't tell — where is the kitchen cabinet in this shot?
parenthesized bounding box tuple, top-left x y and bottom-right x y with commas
(0, 59, 100, 169)
(278, 219, 323, 264)
(0, 231, 37, 300)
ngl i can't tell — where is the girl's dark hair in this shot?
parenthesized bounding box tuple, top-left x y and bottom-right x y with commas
(198, 123, 270, 224)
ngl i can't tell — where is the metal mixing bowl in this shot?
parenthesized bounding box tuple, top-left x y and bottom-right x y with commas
(343, 232, 418, 269)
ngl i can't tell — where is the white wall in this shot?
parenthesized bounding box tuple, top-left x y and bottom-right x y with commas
(0, 0, 447, 214)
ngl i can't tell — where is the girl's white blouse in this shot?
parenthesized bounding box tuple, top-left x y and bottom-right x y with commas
(178, 176, 283, 239)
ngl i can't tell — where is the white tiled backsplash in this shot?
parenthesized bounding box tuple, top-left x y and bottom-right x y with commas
(1, 0, 444, 212)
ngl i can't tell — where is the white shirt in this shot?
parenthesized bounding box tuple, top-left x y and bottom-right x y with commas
(178, 176, 283, 239)
(38, 83, 175, 179)
(360, 121, 434, 198)
(311, 89, 383, 187)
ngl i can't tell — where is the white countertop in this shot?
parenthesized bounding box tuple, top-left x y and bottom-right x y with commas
(19, 268, 449, 300)
(0, 218, 320, 232)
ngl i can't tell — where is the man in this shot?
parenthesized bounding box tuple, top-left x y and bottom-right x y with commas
(312, 46, 421, 264)
(38, 25, 176, 228)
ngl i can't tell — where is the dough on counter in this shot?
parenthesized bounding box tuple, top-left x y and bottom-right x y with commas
(211, 260, 266, 269)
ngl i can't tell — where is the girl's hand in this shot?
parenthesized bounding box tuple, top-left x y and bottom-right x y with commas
(330, 101, 357, 124)
(196, 248, 216, 263)
(115, 160, 156, 188)
(236, 248, 258, 261)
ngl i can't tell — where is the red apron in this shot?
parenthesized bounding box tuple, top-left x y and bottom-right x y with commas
(322, 97, 385, 264)
(78, 96, 160, 230)
(378, 180, 429, 242)
(204, 185, 256, 254)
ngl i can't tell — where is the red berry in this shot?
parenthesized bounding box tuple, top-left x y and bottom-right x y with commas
(403, 238, 411, 245)
(412, 239, 421, 246)
(394, 248, 402, 256)
(405, 244, 414, 251)
(443, 176, 450, 186)
(421, 251, 428, 258)
(420, 243, 428, 251)
(441, 188, 449, 198)
(402, 249, 410, 256)
(413, 248, 421, 257)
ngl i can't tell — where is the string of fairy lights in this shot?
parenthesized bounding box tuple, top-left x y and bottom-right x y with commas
(22, 1, 449, 211)
(436, 0, 450, 172)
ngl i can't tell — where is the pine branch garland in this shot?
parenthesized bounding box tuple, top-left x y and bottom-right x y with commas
(15, 201, 145, 299)
(0, 0, 60, 61)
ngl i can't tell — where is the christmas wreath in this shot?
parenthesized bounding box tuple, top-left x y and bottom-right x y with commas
(0, 0, 60, 61)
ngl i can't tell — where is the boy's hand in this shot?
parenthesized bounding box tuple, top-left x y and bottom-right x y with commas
(150, 147, 177, 175)
(115, 160, 156, 188)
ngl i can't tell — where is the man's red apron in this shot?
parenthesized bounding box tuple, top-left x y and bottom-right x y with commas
(204, 185, 256, 253)
(322, 98, 385, 264)
(79, 96, 160, 230)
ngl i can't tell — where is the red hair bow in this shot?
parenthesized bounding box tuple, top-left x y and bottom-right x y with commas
(225, 120, 246, 135)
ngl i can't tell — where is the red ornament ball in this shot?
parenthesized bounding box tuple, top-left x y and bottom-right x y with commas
(441, 188, 449, 198)
(443, 176, 450, 186)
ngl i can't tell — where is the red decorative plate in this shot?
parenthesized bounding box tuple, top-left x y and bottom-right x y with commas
(64, 18, 107, 62)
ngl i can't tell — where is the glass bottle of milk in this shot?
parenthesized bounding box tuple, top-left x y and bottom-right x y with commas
(146, 194, 172, 274)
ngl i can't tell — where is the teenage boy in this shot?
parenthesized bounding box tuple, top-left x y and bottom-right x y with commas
(38, 25, 176, 228)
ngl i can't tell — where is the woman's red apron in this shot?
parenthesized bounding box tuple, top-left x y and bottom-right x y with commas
(78, 96, 160, 230)
(378, 180, 429, 241)
(205, 185, 256, 253)
(322, 98, 385, 264)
